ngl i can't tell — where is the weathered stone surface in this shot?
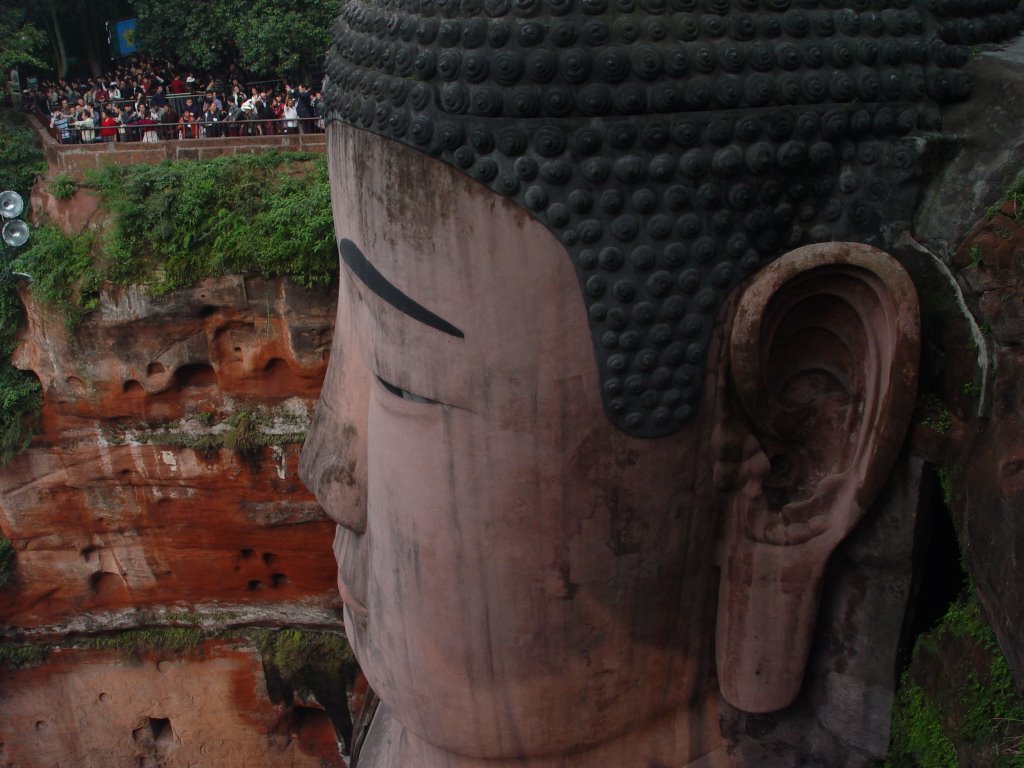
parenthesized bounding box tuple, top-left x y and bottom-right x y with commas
(916, 44, 1024, 257)
(29, 184, 103, 235)
(0, 275, 341, 629)
(0, 642, 344, 767)
(306, 126, 926, 767)
(722, 454, 923, 766)
(949, 201, 1024, 689)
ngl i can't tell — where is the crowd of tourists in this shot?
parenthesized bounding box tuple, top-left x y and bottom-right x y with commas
(26, 55, 324, 144)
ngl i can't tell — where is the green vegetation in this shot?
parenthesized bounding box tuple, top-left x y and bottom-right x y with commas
(0, 284, 41, 464)
(968, 244, 984, 268)
(11, 153, 334, 327)
(0, 536, 13, 587)
(886, 594, 1024, 767)
(917, 394, 953, 435)
(935, 467, 954, 508)
(81, 153, 335, 294)
(131, 0, 337, 76)
(143, 406, 309, 459)
(0, 7, 47, 74)
(72, 627, 350, 672)
(0, 142, 334, 465)
(82, 627, 206, 661)
(12, 224, 99, 326)
(0, 111, 45, 465)
(253, 628, 353, 681)
(998, 171, 1024, 219)
(888, 677, 960, 768)
(49, 174, 76, 200)
(0, 643, 49, 668)
(0, 112, 47, 197)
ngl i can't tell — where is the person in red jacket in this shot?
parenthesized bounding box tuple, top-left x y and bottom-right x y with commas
(99, 109, 118, 143)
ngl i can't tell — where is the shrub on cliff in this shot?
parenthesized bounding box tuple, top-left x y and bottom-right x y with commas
(255, 628, 354, 681)
(10, 224, 98, 323)
(0, 285, 41, 464)
(0, 111, 46, 197)
(886, 593, 1024, 767)
(0, 536, 13, 586)
(0, 149, 334, 465)
(0, 111, 46, 465)
(83, 152, 336, 293)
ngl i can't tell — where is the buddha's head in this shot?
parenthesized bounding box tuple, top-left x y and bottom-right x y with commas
(299, 0, 1020, 763)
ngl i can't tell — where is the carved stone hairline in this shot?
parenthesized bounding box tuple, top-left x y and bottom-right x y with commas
(322, 0, 1020, 437)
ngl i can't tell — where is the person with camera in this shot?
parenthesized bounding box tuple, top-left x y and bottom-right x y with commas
(49, 109, 72, 143)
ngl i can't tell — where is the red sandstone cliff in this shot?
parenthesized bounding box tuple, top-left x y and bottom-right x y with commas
(0, 185, 351, 766)
(1, 275, 340, 632)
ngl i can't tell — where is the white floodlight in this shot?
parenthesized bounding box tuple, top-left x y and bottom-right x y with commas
(0, 190, 24, 219)
(2, 219, 30, 248)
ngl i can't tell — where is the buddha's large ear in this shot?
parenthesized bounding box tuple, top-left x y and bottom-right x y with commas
(713, 243, 919, 713)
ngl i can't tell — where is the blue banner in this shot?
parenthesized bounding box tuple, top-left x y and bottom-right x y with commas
(115, 18, 138, 57)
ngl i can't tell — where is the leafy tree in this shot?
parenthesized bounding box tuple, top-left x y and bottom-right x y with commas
(0, 4, 47, 74)
(0, 111, 44, 465)
(130, 0, 336, 79)
(6, 0, 129, 78)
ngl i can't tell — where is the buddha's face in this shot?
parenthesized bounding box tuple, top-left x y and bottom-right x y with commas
(300, 125, 725, 759)
(300, 120, 921, 764)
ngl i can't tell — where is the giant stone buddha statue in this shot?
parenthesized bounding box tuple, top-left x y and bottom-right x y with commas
(298, 0, 1023, 764)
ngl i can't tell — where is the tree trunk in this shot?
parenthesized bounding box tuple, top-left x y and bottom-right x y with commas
(44, 7, 68, 78)
(75, 0, 103, 77)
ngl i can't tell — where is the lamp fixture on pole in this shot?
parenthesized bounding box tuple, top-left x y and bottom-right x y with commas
(0, 190, 31, 284)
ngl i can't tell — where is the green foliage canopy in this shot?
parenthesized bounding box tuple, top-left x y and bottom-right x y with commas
(0, 285, 41, 462)
(76, 152, 336, 294)
(0, 536, 13, 587)
(0, 5, 47, 74)
(10, 153, 336, 322)
(886, 594, 1024, 767)
(130, 0, 337, 77)
(0, 111, 47, 199)
(0, 136, 334, 466)
(0, 111, 43, 464)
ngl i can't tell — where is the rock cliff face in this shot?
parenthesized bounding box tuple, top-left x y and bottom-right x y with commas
(951, 202, 1024, 690)
(0, 642, 343, 768)
(0, 188, 352, 764)
(2, 275, 339, 632)
(910, 48, 1024, 693)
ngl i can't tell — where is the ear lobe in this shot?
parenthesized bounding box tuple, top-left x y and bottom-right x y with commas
(714, 243, 919, 713)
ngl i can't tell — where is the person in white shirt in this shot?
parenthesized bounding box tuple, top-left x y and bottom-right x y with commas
(283, 99, 298, 134)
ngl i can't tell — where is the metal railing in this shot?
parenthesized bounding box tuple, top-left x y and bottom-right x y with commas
(37, 107, 324, 145)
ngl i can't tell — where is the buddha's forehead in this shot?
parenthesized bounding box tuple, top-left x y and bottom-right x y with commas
(322, 0, 1020, 437)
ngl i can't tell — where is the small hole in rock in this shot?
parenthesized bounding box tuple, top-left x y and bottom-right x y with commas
(175, 363, 217, 389)
(247, 579, 264, 591)
(271, 573, 290, 588)
(264, 357, 289, 373)
(132, 717, 174, 752)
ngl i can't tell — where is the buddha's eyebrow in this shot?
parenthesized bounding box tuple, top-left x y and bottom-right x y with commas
(338, 238, 465, 339)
